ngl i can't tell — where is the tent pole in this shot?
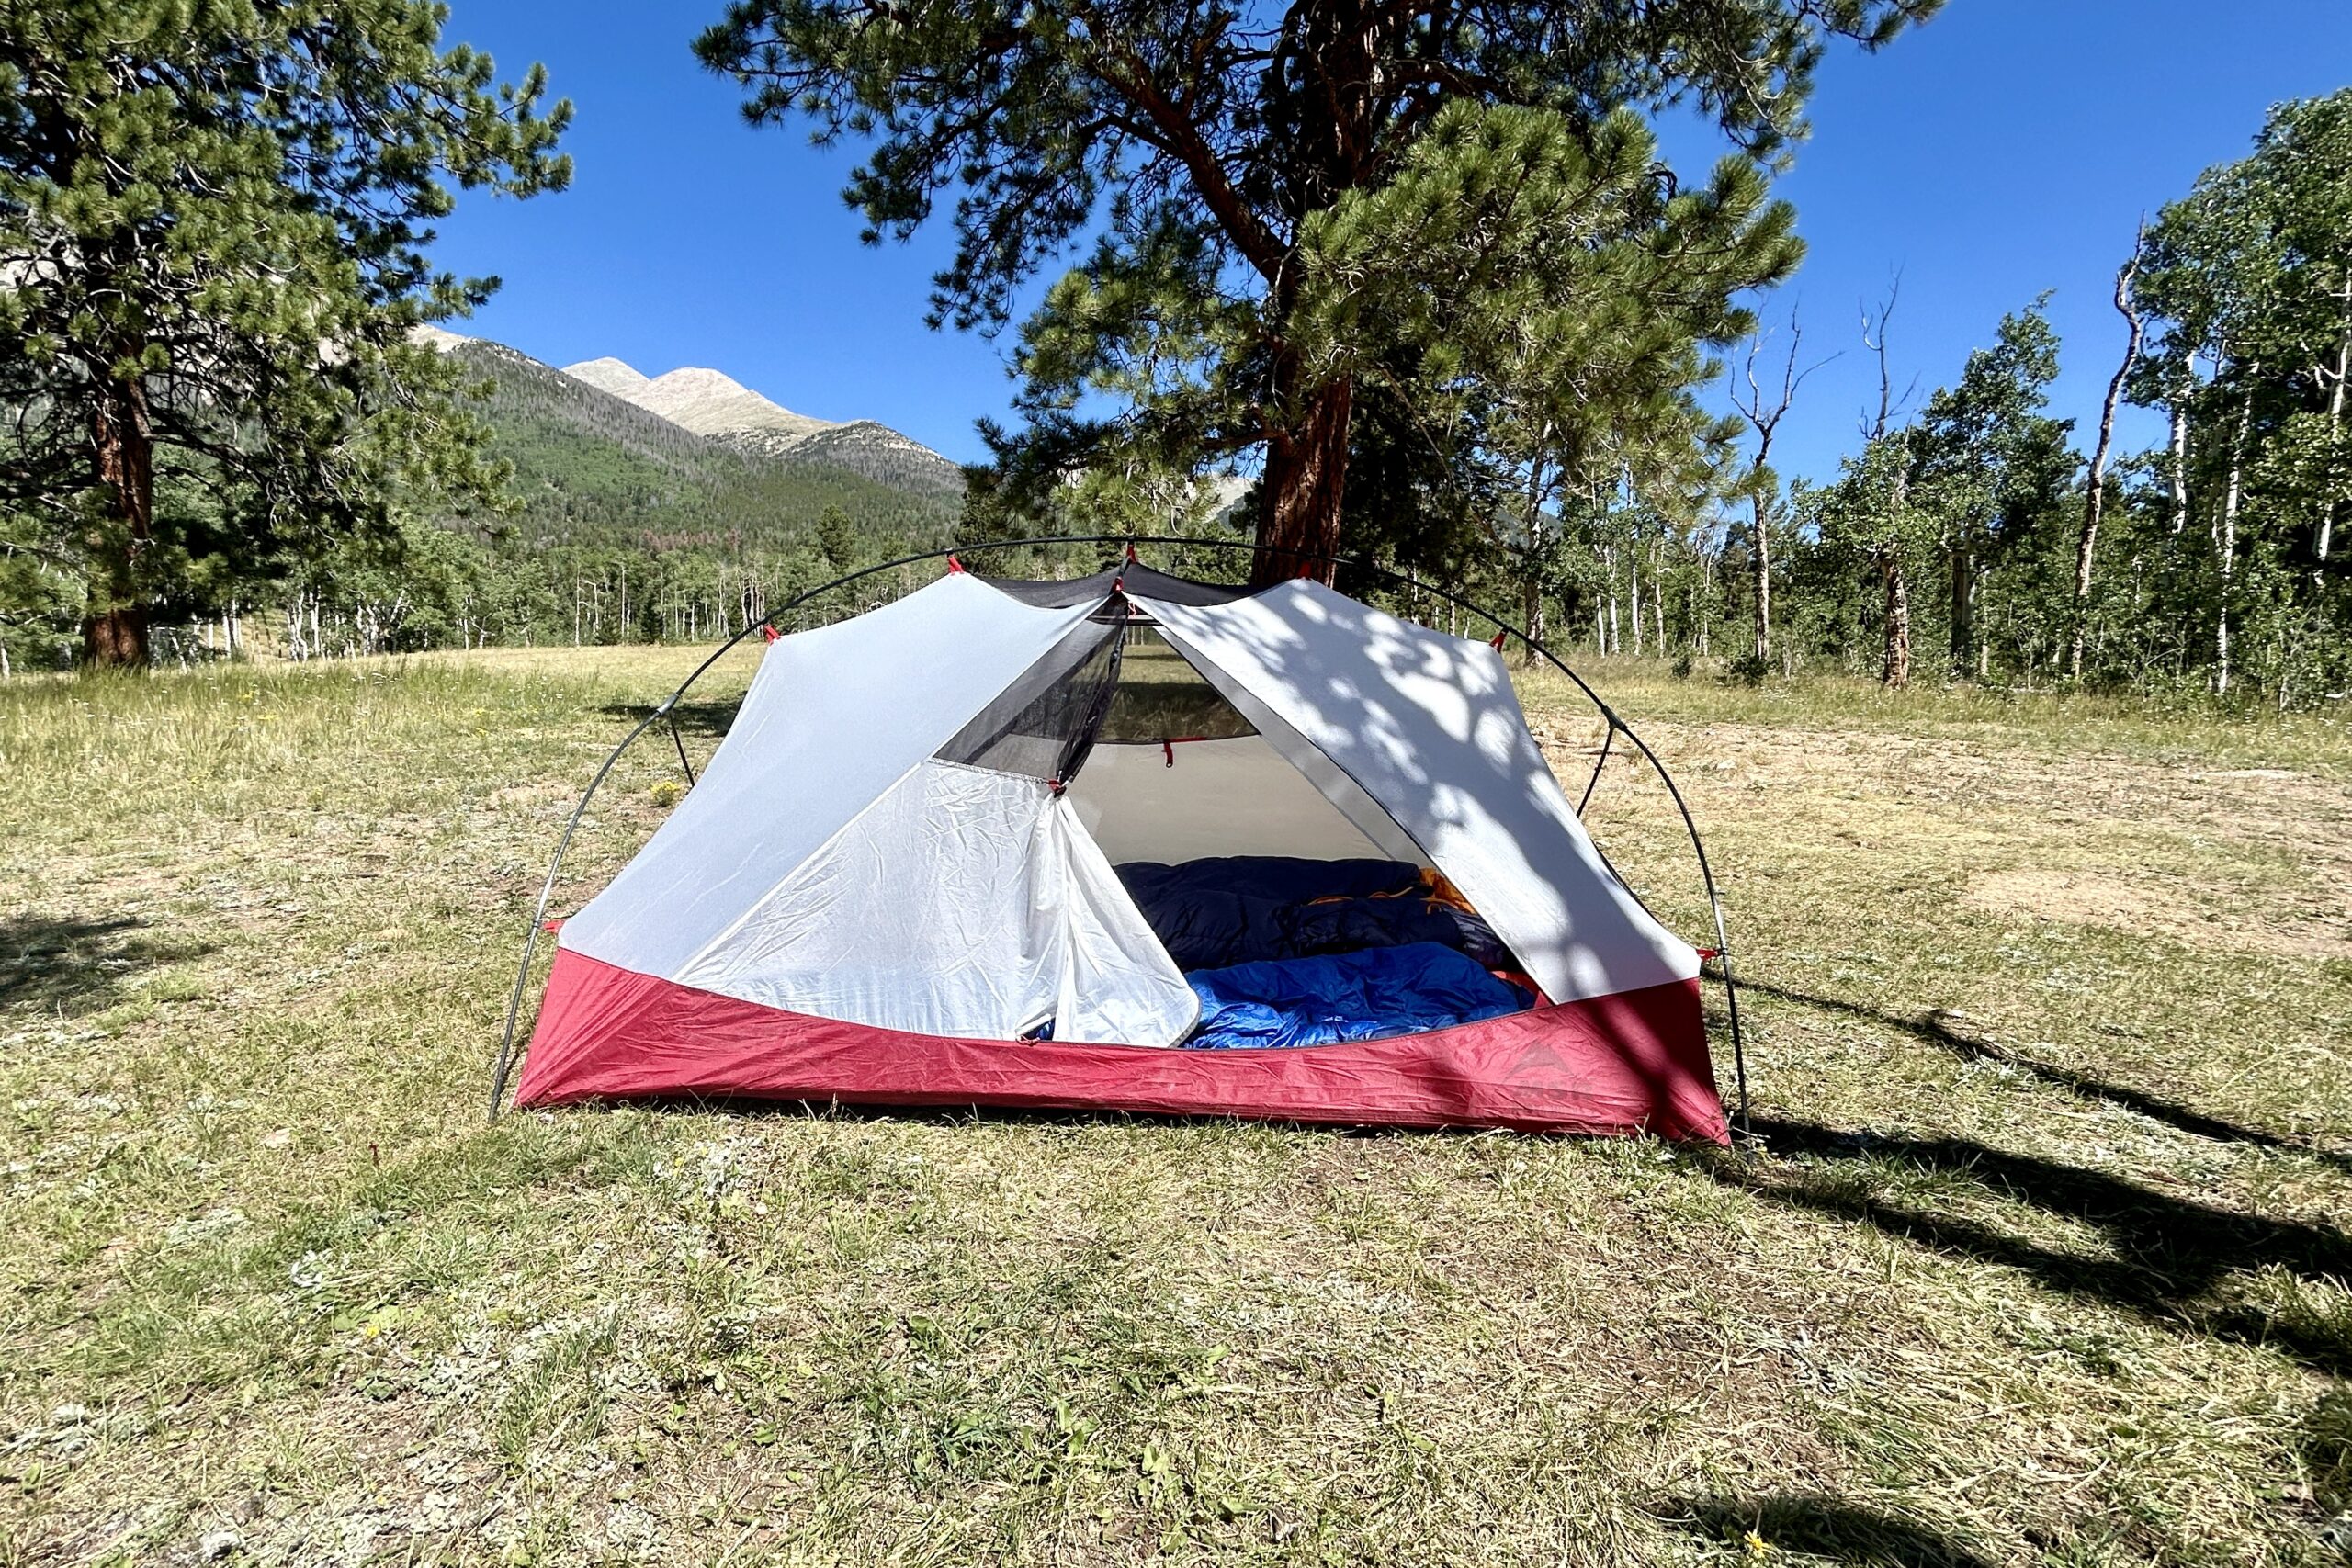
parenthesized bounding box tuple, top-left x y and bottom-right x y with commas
(487, 705, 666, 1119)
(488, 541, 1109, 1116)
(489, 534, 1749, 1137)
(1577, 722, 1617, 817)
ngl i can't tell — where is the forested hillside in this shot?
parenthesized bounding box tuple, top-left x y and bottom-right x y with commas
(0, 333, 963, 669)
(452, 340, 958, 547)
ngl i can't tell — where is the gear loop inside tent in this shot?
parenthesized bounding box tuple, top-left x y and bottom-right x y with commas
(486, 535, 1749, 1134)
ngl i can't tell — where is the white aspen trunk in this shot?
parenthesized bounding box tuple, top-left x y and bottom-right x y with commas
(1630, 558, 1644, 657)
(2322, 299, 2348, 564)
(2217, 385, 2253, 696)
(2075, 240, 2145, 678)
(1651, 558, 1666, 655)
(2168, 400, 2191, 537)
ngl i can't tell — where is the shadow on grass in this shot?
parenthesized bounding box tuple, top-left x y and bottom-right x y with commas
(1706, 1113, 2352, 1376)
(1663, 1494, 1995, 1567)
(0, 913, 211, 1019)
(1741, 978, 2350, 1172)
(596, 698, 741, 739)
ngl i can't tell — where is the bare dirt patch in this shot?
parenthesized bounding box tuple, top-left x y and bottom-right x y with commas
(1962, 866, 2352, 962)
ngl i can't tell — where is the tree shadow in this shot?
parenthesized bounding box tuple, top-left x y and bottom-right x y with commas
(596, 697, 741, 739)
(1742, 977, 2351, 1174)
(0, 914, 211, 1020)
(1702, 1113, 2352, 1376)
(1662, 1494, 1996, 1567)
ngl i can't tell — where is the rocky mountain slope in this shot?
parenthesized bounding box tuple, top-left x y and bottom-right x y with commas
(556, 356, 964, 495)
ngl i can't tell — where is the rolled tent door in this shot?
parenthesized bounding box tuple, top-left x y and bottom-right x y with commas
(671, 759, 1195, 1044)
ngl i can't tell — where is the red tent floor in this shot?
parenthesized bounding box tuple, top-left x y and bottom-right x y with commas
(514, 949, 1728, 1144)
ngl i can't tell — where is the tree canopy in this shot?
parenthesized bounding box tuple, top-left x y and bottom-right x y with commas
(0, 0, 571, 663)
(697, 0, 1938, 580)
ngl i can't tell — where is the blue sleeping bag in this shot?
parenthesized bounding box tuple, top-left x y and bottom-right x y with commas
(1183, 942, 1533, 1050)
(1117, 856, 1510, 972)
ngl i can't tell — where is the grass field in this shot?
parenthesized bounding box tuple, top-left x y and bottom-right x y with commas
(3, 642, 2349, 1566)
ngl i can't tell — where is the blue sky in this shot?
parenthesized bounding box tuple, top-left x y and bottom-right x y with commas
(433, 0, 2352, 482)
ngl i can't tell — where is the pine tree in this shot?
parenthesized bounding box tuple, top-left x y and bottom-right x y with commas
(815, 503, 861, 573)
(697, 0, 1938, 583)
(0, 0, 571, 665)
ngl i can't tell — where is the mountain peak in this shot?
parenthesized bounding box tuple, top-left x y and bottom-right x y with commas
(629, 367, 841, 442)
(540, 344, 959, 489)
(561, 356, 651, 398)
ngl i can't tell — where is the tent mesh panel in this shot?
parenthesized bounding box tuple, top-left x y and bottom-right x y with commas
(937, 623, 1258, 784)
(1097, 629, 1256, 744)
(936, 621, 1125, 781)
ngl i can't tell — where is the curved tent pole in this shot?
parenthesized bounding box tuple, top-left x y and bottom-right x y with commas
(488, 534, 1747, 1134)
(487, 702, 666, 1118)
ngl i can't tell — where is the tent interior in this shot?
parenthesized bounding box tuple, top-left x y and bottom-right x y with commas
(938, 588, 1544, 1052)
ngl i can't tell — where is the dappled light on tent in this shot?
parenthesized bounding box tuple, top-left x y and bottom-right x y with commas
(500, 544, 1731, 1144)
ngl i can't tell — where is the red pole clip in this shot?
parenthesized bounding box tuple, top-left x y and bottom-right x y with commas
(1163, 739, 1175, 769)
(763, 623, 781, 643)
(1489, 629, 1509, 650)
(1696, 946, 1721, 961)
(945, 554, 965, 574)
(542, 918, 565, 933)
(1124, 541, 1138, 564)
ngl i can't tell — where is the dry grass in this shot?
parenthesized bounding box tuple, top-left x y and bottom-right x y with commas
(0, 645, 2346, 1566)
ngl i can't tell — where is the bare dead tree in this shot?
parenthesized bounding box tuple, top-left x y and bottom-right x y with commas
(1860, 280, 1917, 689)
(2073, 222, 2147, 681)
(1731, 310, 1837, 669)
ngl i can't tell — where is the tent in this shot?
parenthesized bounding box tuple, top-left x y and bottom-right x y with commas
(496, 550, 1738, 1144)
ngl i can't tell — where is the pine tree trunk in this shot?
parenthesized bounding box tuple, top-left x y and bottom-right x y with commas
(82, 375, 155, 668)
(1252, 370, 1352, 587)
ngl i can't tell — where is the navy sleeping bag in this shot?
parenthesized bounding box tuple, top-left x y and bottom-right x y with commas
(1183, 943, 1533, 1050)
(1117, 856, 1510, 971)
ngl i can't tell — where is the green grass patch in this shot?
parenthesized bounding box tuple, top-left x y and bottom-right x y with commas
(0, 647, 2346, 1564)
